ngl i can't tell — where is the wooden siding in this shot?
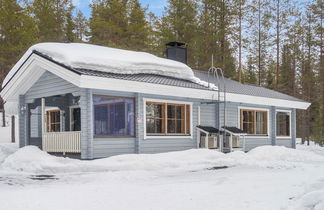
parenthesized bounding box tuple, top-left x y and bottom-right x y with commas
(25, 71, 79, 102)
(93, 138, 135, 158)
(19, 71, 297, 158)
(199, 104, 217, 126)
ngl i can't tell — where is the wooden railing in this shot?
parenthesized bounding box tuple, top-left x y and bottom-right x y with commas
(43, 131, 81, 153)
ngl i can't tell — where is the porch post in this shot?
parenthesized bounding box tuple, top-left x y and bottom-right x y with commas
(41, 98, 46, 136)
(271, 106, 276, 146)
(80, 88, 93, 159)
(18, 95, 26, 147)
(135, 93, 142, 154)
(291, 109, 296, 149)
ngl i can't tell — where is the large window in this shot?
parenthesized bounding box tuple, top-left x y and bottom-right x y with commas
(146, 101, 190, 136)
(240, 109, 268, 135)
(93, 96, 135, 137)
(276, 111, 290, 137)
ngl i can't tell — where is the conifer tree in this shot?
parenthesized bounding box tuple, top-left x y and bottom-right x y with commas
(125, 0, 149, 51)
(243, 56, 257, 84)
(90, 0, 128, 47)
(246, 0, 272, 86)
(65, 3, 75, 42)
(158, 0, 198, 67)
(196, 0, 236, 78)
(74, 10, 88, 42)
(0, 0, 36, 83)
(31, 0, 74, 42)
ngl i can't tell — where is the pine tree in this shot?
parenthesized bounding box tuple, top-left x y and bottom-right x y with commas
(234, 0, 247, 83)
(89, 0, 128, 47)
(65, 3, 75, 42)
(0, 0, 36, 84)
(158, 0, 198, 68)
(74, 10, 88, 42)
(125, 0, 149, 51)
(310, 0, 324, 145)
(31, 0, 74, 42)
(278, 44, 295, 94)
(196, 0, 236, 78)
(246, 0, 272, 86)
(243, 56, 257, 84)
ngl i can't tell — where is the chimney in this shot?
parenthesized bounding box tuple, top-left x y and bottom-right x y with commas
(166, 41, 187, 64)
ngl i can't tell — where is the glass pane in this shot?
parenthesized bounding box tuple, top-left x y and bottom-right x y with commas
(167, 120, 176, 133)
(276, 112, 290, 136)
(146, 119, 154, 133)
(243, 122, 253, 134)
(167, 105, 176, 118)
(256, 112, 267, 135)
(93, 96, 134, 136)
(176, 106, 184, 119)
(146, 103, 163, 118)
(72, 108, 81, 131)
(156, 119, 163, 133)
(176, 120, 184, 133)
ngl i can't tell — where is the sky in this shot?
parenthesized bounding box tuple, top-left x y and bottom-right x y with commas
(73, 0, 168, 18)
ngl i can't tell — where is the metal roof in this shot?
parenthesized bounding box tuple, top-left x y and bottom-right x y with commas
(34, 51, 305, 103)
(74, 68, 209, 90)
(193, 70, 305, 102)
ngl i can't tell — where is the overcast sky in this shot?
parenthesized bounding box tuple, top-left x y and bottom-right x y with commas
(73, 0, 167, 18)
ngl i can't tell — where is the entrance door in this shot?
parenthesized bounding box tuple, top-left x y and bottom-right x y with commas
(70, 107, 81, 131)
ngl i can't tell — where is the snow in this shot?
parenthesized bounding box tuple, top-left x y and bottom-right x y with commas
(3, 42, 217, 89)
(1, 122, 324, 210)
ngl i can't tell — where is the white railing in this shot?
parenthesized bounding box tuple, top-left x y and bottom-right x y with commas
(43, 131, 81, 153)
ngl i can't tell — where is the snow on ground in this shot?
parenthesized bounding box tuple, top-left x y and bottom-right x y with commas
(0, 118, 323, 210)
(2, 43, 217, 89)
(0, 143, 324, 210)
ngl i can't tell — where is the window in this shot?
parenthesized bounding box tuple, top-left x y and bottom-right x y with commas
(276, 111, 290, 137)
(70, 107, 81, 131)
(47, 110, 61, 132)
(93, 96, 135, 137)
(146, 101, 190, 136)
(240, 109, 268, 135)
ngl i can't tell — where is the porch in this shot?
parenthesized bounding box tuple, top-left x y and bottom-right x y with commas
(26, 93, 82, 155)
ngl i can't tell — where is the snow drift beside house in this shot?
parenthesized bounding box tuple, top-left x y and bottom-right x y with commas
(2, 43, 215, 89)
(1, 145, 324, 174)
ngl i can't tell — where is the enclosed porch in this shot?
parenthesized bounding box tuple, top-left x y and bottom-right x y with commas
(25, 93, 82, 157)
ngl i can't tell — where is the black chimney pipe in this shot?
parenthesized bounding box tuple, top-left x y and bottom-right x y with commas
(165, 41, 187, 64)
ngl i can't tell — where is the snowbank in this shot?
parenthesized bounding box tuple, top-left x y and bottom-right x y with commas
(297, 144, 324, 157)
(0, 144, 18, 164)
(2, 145, 324, 174)
(3, 43, 216, 89)
(287, 179, 324, 210)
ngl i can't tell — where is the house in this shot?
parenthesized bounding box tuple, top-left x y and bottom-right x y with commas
(0, 42, 310, 159)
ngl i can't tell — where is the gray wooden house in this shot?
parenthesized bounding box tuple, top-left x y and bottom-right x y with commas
(1, 42, 310, 159)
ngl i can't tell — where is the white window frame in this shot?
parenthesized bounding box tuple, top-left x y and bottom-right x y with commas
(143, 98, 193, 139)
(237, 106, 270, 138)
(45, 108, 63, 132)
(69, 105, 80, 131)
(276, 109, 292, 139)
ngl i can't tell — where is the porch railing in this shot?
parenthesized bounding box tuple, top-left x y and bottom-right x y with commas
(43, 131, 81, 153)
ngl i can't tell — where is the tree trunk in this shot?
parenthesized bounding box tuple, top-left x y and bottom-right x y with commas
(238, 0, 242, 83)
(258, 0, 261, 86)
(276, 0, 280, 90)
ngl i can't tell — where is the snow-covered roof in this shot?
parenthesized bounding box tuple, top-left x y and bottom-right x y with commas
(3, 43, 213, 89)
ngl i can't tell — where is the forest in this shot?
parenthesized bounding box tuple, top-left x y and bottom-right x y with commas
(0, 0, 323, 144)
